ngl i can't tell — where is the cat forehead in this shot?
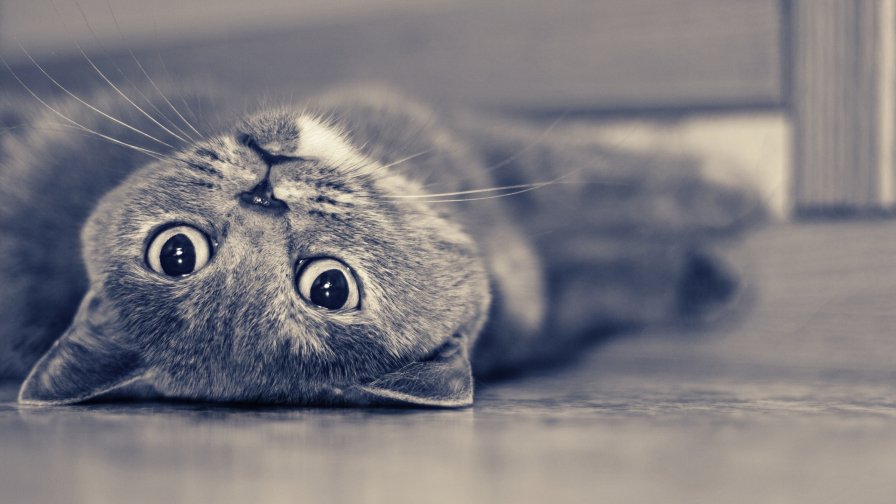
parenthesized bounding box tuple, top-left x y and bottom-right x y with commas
(218, 113, 369, 169)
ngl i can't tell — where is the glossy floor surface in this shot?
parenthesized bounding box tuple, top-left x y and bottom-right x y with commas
(2, 221, 896, 503)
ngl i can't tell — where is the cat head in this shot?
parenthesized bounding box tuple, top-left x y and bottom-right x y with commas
(18, 102, 490, 407)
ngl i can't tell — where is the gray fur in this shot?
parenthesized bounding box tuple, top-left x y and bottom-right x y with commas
(0, 85, 761, 407)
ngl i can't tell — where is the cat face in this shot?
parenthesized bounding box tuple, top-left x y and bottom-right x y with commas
(18, 109, 490, 407)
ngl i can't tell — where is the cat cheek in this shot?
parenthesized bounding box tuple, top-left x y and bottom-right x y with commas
(17, 289, 147, 406)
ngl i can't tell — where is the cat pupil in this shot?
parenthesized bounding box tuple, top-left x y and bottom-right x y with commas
(159, 233, 196, 276)
(309, 269, 349, 309)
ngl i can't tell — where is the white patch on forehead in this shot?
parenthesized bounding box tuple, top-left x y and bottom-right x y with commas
(294, 115, 371, 169)
(210, 114, 374, 177)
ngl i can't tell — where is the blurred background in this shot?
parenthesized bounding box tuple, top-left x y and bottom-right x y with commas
(0, 0, 789, 215)
(0, 0, 783, 110)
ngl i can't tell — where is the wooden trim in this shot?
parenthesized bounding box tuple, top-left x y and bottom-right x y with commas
(792, 0, 896, 213)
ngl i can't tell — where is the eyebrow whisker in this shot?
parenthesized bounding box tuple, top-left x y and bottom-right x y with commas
(154, 50, 205, 138)
(377, 149, 433, 171)
(102, 0, 205, 141)
(417, 184, 557, 204)
(14, 41, 177, 149)
(382, 182, 555, 199)
(63, 0, 194, 144)
(2, 55, 173, 162)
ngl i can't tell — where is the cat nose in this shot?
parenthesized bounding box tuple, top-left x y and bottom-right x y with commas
(238, 178, 289, 215)
(236, 133, 291, 215)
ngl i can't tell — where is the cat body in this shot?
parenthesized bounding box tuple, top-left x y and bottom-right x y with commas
(0, 85, 758, 406)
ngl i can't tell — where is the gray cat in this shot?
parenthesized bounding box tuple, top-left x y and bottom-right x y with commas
(0, 84, 760, 407)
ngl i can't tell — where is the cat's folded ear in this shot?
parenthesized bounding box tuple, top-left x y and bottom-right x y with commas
(18, 289, 146, 406)
(349, 336, 473, 408)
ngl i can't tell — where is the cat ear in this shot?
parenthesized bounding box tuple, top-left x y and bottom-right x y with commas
(18, 290, 146, 406)
(351, 337, 473, 408)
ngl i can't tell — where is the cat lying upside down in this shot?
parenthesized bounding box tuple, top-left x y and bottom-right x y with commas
(0, 85, 761, 407)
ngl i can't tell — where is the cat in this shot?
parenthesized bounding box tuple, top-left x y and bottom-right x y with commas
(0, 82, 761, 407)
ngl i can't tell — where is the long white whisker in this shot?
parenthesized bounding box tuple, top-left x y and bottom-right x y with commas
(384, 178, 625, 199)
(378, 149, 432, 171)
(419, 184, 557, 204)
(2, 56, 170, 161)
(115, 67, 197, 141)
(154, 50, 204, 138)
(383, 182, 551, 199)
(102, 0, 199, 142)
(15, 42, 176, 149)
(66, 0, 190, 144)
(413, 167, 601, 204)
(418, 112, 571, 192)
(15, 122, 169, 150)
(482, 112, 569, 175)
(334, 145, 424, 178)
(3, 121, 89, 135)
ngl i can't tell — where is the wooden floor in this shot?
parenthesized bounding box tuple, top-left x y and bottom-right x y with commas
(2, 220, 896, 503)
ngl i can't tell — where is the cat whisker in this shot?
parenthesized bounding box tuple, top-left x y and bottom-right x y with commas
(14, 42, 176, 150)
(103, 0, 204, 142)
(416, 184, 557, 204)
(481, 113, 569, 175)
(154, 50, 205, 138)
(378, 149, 433, 171)
(334, 148, 430, 180)
(418, 111, 572, 192)
(392, 184, 542, 200)
(66, 129, 171, 161)
(65, 0, 192, 145)
(385, 168, 626, 202)
(410, 171, 582, 204)
(53, 0, 194, 143)
(114, 67, 198, 142)
(3, 121, 89, 136)
(383, 181, 562, 199)
(1, 56, 171, 161)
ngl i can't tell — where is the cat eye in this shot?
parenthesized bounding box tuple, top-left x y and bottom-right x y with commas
(295, 258, 360, 311)
(146, 225, 212, 277)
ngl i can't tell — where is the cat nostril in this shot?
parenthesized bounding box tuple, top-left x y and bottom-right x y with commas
(238, 178, 289, 215)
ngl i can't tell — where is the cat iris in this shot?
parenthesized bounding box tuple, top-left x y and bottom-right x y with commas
(295, 258, 361, 311)
(146, 225, 211, 277)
